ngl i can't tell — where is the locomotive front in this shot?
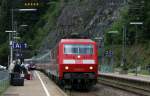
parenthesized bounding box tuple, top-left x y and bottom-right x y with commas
(58, 39, 98, 88)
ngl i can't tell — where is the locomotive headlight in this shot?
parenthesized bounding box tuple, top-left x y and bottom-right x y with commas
(65, 66, 69, 70)
(89, 66, 93, 70)
(77, 55, 81, 58)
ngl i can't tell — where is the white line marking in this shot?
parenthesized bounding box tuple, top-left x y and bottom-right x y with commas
(35, 71, 51, 96)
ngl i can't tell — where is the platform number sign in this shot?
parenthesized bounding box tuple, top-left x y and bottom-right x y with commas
(105, 50, 113, 57)
(13, 43, 27, 49)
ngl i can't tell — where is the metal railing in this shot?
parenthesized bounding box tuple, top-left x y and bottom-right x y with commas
(0, 70, 9, 95)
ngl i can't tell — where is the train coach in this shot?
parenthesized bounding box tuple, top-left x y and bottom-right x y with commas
(36, 38, 98, 89)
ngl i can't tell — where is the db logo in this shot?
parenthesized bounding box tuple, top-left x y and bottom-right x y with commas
(75, 60, 83, 64)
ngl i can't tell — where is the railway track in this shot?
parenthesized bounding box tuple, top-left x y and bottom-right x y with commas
(98, 73, 150, 96)
(63, 84, 139, 96)
(63, 73, 150, 96)
(65, 90, 97, 96)
(63, 85, 101, 96)
(43, 71, 149, 96)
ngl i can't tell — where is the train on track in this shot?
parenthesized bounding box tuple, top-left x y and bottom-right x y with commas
(29, 38, 98, 89)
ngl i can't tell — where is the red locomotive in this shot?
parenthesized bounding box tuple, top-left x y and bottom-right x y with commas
(36, 39, 98, 89)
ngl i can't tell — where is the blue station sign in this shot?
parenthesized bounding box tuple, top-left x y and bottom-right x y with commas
(13, 43, 27, 49)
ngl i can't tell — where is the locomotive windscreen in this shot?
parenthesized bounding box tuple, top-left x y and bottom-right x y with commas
(64, 44, 93, 55)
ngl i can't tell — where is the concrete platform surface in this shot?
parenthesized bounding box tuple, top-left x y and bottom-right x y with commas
(99, 72, 150, 83)
(2, 71, 67, 96)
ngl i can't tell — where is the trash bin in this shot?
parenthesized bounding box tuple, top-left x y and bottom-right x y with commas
(12, 77, 24, 86)
(10, 73, 24, 86)
(10, 73, 20, 85)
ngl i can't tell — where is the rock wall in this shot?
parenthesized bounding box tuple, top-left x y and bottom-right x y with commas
(39, 0, 126, 52)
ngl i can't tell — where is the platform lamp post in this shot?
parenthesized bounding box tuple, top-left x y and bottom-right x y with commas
(94, 37, 104, 71)
(20, 24, 28, 27)
(107, 31, 119, 72)
(11, 8, 37, 30)
(130, 22, 143, 76)
(120, 26, 127, 74)
(5, 30, 16, 66)
(11, 8, 37, 31)
(19, 24, 29, 34)
(11, 8, 37, 61)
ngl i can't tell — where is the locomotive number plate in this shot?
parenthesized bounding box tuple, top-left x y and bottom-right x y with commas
(74, 68, 84, 71)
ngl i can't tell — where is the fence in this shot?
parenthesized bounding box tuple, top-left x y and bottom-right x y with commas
(0, 70, 9, 95)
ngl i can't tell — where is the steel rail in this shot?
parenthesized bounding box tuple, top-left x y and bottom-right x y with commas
(98, 73, 150, 96)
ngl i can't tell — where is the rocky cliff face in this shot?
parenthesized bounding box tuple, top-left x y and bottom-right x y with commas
(39, 0, 126, 51)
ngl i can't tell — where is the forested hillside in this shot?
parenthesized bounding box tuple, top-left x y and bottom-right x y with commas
(106, 0, 150, 72)
(0, 0, 10, 65)
(0, 0, 47, 65)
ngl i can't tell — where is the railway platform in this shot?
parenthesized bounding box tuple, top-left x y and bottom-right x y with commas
(99, 72, 150, 82)
(99, 72, 150, 95)
(2, 71, 67, 96)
